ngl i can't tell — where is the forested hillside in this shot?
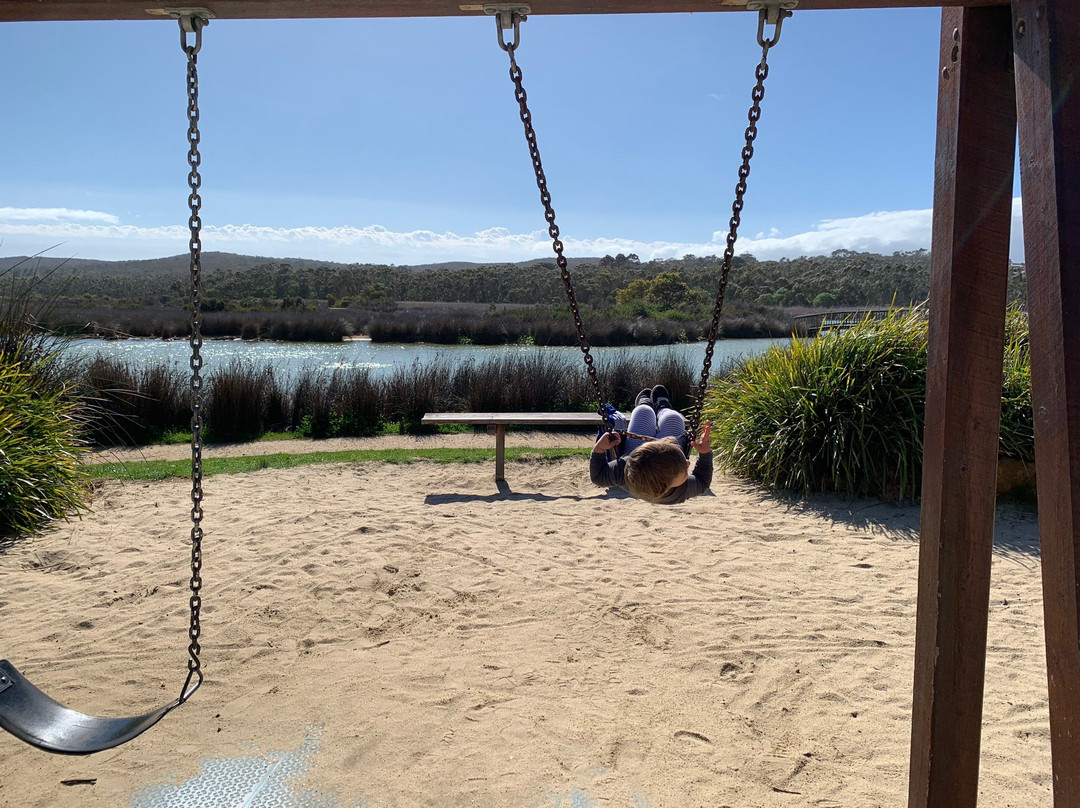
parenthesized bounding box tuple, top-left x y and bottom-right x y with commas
(13, 248, 1025, 311)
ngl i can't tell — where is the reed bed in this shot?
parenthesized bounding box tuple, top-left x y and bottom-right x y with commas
(48, 305, 793, 345)
(78, 356, 190, 445)
(72, 349, 704, 446)
(52, 307, 369, 343)
(364, 312, 694, 346)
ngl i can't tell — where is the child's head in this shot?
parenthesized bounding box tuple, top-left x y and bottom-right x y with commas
(624, 437, 690, 502)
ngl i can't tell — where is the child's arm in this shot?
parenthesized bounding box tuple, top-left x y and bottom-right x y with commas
(690, 421, 712, 456)
(688, 452, 713, 494)
(688, 421, 713, 494)
(593, 431, 621, 455)
(590, 432, 625, 488)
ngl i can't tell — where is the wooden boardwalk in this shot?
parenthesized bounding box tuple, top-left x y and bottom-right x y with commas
(792, 308, 893, 336)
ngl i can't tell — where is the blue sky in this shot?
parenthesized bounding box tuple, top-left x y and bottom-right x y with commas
(2, 8, 1025, 265)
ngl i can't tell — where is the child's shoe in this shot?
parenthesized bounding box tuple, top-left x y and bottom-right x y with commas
(634, 388, 653, 408)
(651, 385, 671, 411)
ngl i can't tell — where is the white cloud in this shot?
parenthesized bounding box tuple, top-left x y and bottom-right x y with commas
(0, 200, 1027, 264)
(0, 207, 120, 224)
(729, 208, 936, 260)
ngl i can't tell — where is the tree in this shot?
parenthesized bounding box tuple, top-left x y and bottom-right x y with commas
(646, 272, 693, 310)
(615, 278, 652, 307)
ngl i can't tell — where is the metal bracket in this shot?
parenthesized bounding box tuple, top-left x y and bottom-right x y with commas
(144, 6, 216, 24)
(483, 3, 530, 29)
(747, 0, 797, 26)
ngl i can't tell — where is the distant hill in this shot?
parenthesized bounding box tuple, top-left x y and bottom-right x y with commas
(0, 252, 602, 278)
(9, 248, 1019, 316)
(1, 252, 356, 278)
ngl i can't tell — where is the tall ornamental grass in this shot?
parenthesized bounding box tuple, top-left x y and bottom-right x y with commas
(704, 308, 929, 499)
(0, 357, 89, 537)
(1, 257, 90, 538)
(999, 307, 1034, 461)
(705, 305, 1035, 499)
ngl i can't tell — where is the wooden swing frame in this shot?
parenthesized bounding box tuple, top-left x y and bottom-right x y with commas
(3, 2, 1076, 806)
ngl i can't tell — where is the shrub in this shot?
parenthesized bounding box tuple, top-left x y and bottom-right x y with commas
(704, 308, 929, 499)
(0, 353, 89, 538)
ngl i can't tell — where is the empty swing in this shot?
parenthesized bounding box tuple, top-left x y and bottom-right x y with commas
(0, 13, 212, 755)
(488, 1, 793, 443)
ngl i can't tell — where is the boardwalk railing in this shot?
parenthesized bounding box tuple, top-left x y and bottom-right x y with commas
(792, 308, 893, 336)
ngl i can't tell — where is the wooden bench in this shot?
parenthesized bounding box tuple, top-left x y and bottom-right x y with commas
(420, 412, 603, 481)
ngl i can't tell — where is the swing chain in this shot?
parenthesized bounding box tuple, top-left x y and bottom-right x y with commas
(180, 13, 207, 701)
(496, 12, 605, 409)
(687, 8, 788, 437)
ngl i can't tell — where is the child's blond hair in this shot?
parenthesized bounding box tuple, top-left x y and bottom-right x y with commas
(624, 437, 688, 502)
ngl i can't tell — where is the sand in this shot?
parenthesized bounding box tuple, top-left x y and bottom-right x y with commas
(0, 435, 1053, 807)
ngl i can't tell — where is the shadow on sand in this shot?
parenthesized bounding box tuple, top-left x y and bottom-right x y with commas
(424, 478, 619, 505)
(734, 481, 1041, 559)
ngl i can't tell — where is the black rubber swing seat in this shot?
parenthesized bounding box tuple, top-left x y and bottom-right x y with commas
(0, 660, 180, 755)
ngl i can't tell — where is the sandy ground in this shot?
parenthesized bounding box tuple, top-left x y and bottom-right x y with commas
(87, 431, 592, 464)
(0, 436, 1053, 808)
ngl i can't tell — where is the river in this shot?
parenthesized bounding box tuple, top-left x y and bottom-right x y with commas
(61, 336, 786, 378)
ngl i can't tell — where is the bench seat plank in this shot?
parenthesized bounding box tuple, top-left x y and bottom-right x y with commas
(421, 412, 602, 426)
(421, 412, 602, 480)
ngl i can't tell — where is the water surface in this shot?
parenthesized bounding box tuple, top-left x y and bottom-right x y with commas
(63, 337, 786, 378)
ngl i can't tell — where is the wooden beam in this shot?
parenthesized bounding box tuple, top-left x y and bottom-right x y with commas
(0, 0, 1009, 23)
(1012, 1, 1080, 804)
(908, 6, 1015, 808)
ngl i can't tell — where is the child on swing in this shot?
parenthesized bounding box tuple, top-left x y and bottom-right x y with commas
(590, 385, 713, 504)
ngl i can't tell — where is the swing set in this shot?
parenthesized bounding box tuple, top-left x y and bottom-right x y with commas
(0, 2, 1077, 807)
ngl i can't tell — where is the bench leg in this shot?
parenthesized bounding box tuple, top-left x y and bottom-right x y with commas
(494, 425, 506, 481)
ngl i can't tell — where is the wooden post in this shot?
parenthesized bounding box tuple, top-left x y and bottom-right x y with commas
(908, 7, 1016, 808)
(495, 424, 506, 481)
(1012, 1, 1080, 802)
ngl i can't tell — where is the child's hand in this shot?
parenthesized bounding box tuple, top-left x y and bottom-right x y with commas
(691, 421, 712, 454)
(593, 431, 621, 454)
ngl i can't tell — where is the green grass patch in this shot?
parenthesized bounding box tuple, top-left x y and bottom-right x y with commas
(256, 431, 294, 442)
(161, 429, 194, 444)
(90, 447, 583, 481)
